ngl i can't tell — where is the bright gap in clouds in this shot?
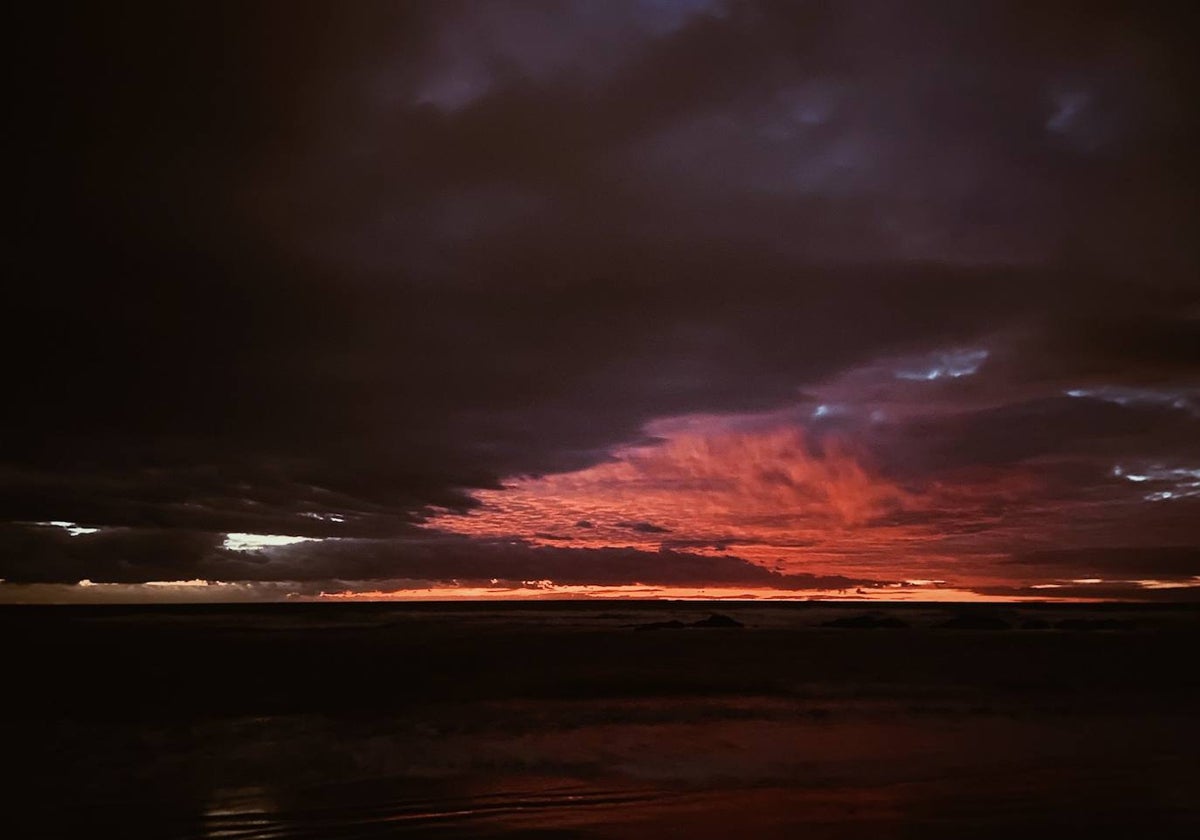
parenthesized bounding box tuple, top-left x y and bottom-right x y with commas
(223, 533, 322, 551)
(1112, 464, 1200, 501)
(37, 520, 100, 536)
(894, 349, 988, 381)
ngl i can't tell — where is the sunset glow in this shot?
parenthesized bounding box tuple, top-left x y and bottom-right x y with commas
(9, 6, 1199, 839)
(3, 0, 1196, 603)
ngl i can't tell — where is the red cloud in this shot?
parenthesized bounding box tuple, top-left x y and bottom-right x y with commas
(431, 421, 926, 573)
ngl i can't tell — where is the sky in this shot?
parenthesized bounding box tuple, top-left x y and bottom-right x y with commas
(5, 0, 1199, 603)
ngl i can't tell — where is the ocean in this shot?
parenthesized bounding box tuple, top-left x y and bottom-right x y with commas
(4, 601, 1198, 838)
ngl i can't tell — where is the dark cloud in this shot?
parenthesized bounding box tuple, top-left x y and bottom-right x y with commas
(0, 522, 883, 594)
(1005, 546, 1200, 581)
(5, 2, 1199, 596)
(878, 393, 1200, 475)
(620, 521, 672, 534)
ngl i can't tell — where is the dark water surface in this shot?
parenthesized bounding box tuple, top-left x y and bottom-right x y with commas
(5, 602, 1198, 838)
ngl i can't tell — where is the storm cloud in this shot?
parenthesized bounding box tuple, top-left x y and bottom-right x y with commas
(5, 1, 1198, 600)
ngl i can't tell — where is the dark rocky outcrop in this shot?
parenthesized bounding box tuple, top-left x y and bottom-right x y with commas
(690, 613, 744, 629)
(631, 613, 744, 631)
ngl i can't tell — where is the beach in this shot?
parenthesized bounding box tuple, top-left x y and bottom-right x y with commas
(5, 602, 1198, 838)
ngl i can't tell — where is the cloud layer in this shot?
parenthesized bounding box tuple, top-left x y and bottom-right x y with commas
(5, 1, 1198, 600)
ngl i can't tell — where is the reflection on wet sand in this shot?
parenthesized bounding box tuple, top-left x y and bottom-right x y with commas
(186, 708, 1196, 839)
(6, 602, 1198, 838)
(204, 780, 689, 839)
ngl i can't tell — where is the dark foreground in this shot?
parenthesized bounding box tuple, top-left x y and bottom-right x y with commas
(4, 601, 1199, 838)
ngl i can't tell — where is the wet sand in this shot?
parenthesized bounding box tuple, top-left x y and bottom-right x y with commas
(4, 602, 1198, 837)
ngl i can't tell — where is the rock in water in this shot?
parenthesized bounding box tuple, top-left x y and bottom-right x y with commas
(690, 613, 744, 629)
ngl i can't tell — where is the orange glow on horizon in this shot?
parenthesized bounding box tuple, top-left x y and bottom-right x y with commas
(315, 584, 1103, 604)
